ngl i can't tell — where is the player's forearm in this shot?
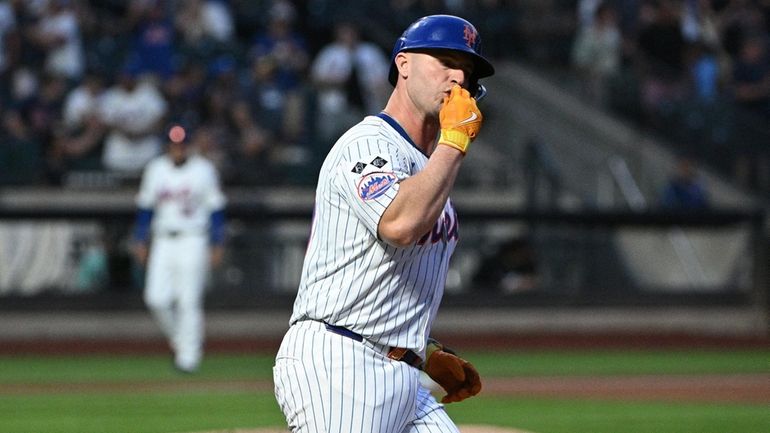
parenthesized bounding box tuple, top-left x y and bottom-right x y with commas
(378, 147, 462, 247)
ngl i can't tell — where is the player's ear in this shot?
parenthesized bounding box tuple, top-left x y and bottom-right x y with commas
(395, 52, 409, 81)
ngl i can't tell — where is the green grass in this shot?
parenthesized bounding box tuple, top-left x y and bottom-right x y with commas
(1, 349, 768, 433)
(0, 354, 275, 383)
(1, 392, 283, 433)
(447, 397, 770, 433)
(468, 349, 770, 376)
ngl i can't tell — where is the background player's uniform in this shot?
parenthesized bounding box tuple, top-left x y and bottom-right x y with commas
(135, 152, 225, 372)
(273, 113, 461, 433)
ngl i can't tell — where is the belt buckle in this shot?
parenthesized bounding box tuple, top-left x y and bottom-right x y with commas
(387, 347, 423, 368)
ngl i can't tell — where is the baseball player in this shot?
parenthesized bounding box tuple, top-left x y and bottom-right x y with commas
(273, 15, 494, 433)
(132, 124, 226, 373)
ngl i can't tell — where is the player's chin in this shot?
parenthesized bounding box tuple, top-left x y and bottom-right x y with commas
(432, 100, 444, 115)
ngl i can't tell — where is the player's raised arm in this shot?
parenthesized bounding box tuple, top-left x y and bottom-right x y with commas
(378, 56, 486, 247)
(377, 109, 478, 246)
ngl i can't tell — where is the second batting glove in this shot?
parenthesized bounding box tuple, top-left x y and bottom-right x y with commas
(422, 338, 482, 403)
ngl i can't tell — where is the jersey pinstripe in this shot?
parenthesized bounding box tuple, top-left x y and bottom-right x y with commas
(290, 114, 458, 356)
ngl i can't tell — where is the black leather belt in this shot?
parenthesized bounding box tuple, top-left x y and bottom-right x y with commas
(324, 323, 364, 341)
(324, 323, 423, 368)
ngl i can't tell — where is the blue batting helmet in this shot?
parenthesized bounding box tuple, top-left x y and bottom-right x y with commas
(388, 15, 495, 91)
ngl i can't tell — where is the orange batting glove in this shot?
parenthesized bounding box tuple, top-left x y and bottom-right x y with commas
(422, 339, 482, 403)
(438, 84, 483, 154)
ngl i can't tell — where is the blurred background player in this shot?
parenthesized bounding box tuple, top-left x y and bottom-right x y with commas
(310, 20, 390, 145)
(98, 62, 168, 176)
(131, 123, 226, 373)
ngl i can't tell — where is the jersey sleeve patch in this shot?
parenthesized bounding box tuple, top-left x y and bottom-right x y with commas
(370, 156, 388, 168)
(351, 162, 368, 174)
(347, 156, 391, 174)
(334, 150, 404, 238)
(357, 171, 397, 201)
(344, 156, 398, 201)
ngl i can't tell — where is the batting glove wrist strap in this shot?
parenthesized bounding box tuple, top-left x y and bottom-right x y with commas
(438, 130, 471, 154)
(424, 338, 444, 366)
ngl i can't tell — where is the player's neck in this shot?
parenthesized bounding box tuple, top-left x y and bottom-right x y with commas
(383, 93, 440, 154)
(172, 156, 188, 167)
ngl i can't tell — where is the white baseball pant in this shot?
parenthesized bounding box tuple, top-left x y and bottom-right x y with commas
(273, 320, 460, 433)
(144, 233, 209, 371)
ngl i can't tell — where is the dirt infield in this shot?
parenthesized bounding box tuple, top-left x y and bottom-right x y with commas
(5, 374, 769, 403)
(483, 374, 770, 403)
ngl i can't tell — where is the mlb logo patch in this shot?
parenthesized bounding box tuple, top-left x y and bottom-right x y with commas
(358, 172, 397, 201)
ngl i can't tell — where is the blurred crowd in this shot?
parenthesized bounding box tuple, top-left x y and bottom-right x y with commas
(2, 0, 770, 196)
(568, 0, 770, 195)
(0, 0, 518, 188)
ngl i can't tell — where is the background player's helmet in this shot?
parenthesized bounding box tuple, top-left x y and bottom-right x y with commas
(388, 14, 495, 96)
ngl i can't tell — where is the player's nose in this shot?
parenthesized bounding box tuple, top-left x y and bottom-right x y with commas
(448, 68, 466, 89)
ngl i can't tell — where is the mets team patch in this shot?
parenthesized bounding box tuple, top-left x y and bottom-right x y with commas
(358, 172, 397, 201)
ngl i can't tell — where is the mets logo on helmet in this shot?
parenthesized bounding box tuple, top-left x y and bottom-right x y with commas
(463, 25, 477, 48)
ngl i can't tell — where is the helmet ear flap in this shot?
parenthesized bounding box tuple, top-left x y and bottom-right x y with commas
(388, 37, 407, 85)
(471, 82, 488, 102)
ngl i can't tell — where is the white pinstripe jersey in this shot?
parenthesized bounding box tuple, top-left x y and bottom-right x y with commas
(290, 113, 459, 355)
(136, 154, 226, 235)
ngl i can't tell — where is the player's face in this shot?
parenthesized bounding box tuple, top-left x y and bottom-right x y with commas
(406, 50, 475, 115)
